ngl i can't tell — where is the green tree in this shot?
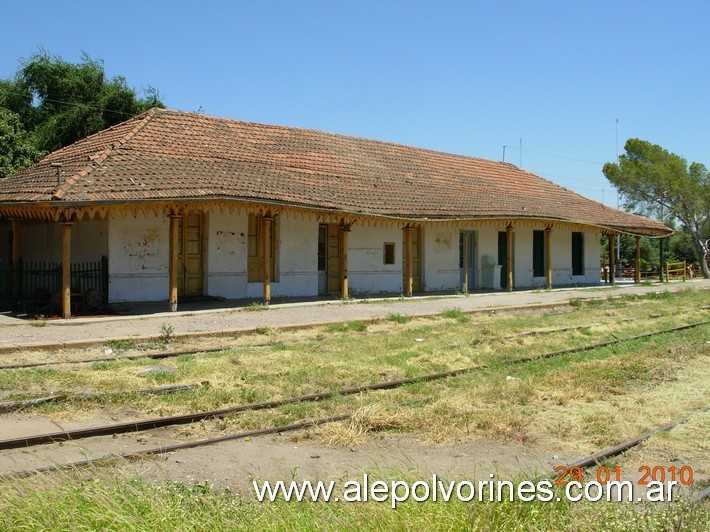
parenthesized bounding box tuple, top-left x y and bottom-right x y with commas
(603, 139, 710, 278)
(669, 230, 699, 265)
(0, 49, 162, 173)
(0, 108, 41, 177)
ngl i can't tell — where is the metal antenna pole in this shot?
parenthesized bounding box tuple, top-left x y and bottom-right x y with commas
(616, 119, 621, 267)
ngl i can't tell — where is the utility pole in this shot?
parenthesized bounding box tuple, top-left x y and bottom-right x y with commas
(615, 119, 621, 275)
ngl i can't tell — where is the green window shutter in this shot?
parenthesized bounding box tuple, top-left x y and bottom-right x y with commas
(533, 230, 545, 277)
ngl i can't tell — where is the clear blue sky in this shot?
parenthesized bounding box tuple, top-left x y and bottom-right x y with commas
(2, 1, 708, 207)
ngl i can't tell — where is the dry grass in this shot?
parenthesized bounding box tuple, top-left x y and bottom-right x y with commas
(0, 289, 707, 447)
(318, 404, 408, 447)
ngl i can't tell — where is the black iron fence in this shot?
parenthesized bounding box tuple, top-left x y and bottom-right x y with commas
(0, 256, 108, 314)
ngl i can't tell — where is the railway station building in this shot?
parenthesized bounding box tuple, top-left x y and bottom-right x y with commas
(0, 108, 672, 318)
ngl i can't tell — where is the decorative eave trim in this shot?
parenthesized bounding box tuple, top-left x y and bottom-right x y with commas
(0, 197, 673, 238)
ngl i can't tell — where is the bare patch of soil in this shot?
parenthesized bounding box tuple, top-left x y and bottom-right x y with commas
(122, 432, 575, 496)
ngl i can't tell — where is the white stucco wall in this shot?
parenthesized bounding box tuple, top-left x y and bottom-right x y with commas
(246, 216, 319, 298)
(99, 211, 603, 303)
(513, 228, 536, 287)
(476, 227, 500, 290)
(550, 229, 600, 286)
(581, 232, 601, 284)
(207, 210, 248, 299)
(422, 227, 459, 291)
(16, 220, 108, 264)
(348, 224, 403, 294)
(108, 213, 168, 302)
(274, 217, 319, 297)
(510, 226, 601, 288)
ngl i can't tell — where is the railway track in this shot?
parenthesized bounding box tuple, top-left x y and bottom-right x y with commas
(0, 321, 707, 481)
(0, 314, 665, 371)
(0, 321, 706, 451)
(0, 347, 227, 371)
(3, 405, 708, 503)
(0, 384, 201, 413)
(0, 324, 586, 371)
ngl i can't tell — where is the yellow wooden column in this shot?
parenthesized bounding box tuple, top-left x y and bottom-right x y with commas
(10, 219, 21, 303)
(404, 226, 413, 297)
(634, 236, 641, 283)
(168, 214, 180, 312)
(262, 216, 273, 304)
(506, 224, 514, 292)
(61, 221, 74, 319)
(609, 234, 616, 286)
(339, 224, 350, 299)
(545, 226, 552, 289)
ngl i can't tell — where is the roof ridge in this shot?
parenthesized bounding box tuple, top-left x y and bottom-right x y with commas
(51, 109, 158, 200)
(158, 108, 508, 167)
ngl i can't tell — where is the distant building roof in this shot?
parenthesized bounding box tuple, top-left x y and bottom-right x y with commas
(0, 108, 671, 236)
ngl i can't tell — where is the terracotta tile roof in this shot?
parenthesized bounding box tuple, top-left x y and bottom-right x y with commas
(0, 108, 671, 235)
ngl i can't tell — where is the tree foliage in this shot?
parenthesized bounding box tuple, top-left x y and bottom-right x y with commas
(603, 139, 710, 278)
(0, 49, 163, 177)
(0, 108, 42, 177)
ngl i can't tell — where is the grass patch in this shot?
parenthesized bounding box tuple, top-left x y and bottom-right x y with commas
(144, 370, 179, 385)
(324, 320, 368, 333)
(387, 313, 409, 324)
(440, 308, 470, 323)
(106, 339, 137, 351)
(0, 471, 706, 530)
(270, 342, 288, 351)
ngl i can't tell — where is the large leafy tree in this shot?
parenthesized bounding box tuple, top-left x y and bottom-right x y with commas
(0, 50, 162, 176)
(603, 139, 710, 278)
(0, 108, 41, 177)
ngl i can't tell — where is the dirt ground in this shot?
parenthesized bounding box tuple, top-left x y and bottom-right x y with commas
(0, 411, 575, 495)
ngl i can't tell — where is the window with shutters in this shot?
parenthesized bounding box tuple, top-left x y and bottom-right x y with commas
(247, 214, 278, 282)
(572, 232, 584, 275)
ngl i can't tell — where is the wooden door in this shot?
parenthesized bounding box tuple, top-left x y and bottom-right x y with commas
(459, 231, 475, 291)
(177, 213, 203, 297)
(318, 224, 328, 295)
(402, 227, 422, 292)
(326, 223, 341, 295)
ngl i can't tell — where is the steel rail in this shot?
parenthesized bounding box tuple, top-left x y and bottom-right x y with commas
(0, 384, 198, 413)
(0, 347, 227, 371)
(542, 406, 709, 502)
(0, 413, 353, 480)
(0, 320, 580, 370)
